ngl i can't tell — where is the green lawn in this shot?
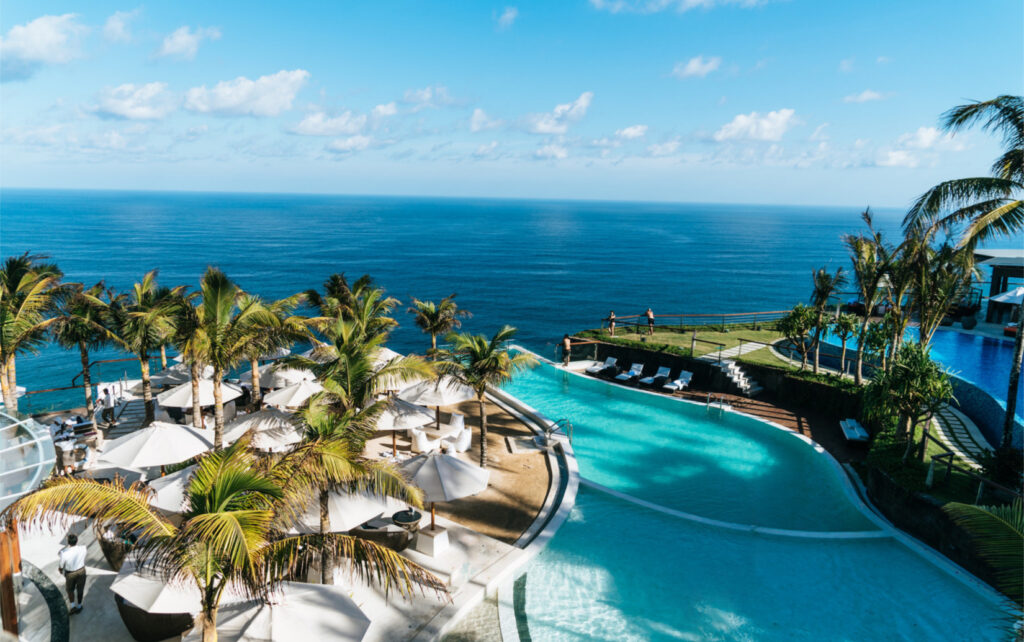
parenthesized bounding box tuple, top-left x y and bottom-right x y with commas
(596, 326, 783, 356)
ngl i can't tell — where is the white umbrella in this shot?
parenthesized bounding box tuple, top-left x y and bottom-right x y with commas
(298, 342, 333, 363)
(259, 346, 292, 361)
(376, 398, 435, 456)
(157, 380, 243, 409)
(184, 582, 371, 642)
(290, 490, 398, 534)
(989, 286, 1024, 305)
(257, 363, 315, 389)
(112, 560, 246, 614)
(400, 451, 489, 528)
(99, 422, 214, 469)
(370, 347, 402, 369)
(147, 464, 196, 513)
(151, 362, 214, 387)
(223, 408, 303, 452)
(262, 379, 323, 409)
(398, 376, 476, 428)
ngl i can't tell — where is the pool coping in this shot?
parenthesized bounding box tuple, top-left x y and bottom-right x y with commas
(509, 347, 1017, 617)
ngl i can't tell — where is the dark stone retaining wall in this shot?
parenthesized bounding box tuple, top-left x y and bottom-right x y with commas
(863, 466, 1002, 595)
(949, 375, 1024, 451)
(22, 560, 69, 642)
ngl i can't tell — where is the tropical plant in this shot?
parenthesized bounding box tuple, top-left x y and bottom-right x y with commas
(844, 210, 888, 384)
(2, 440, 445, 642)
(0, 253, 62, 412)
(907, 241, 978, 346)
(777, 304, 816, 371)
(408, 294, 472, 356)
(282, 406, 423, 584)
(240, 294, 308, 411)
(306, 273, 399, 341)
(862, 317, 893, 372)
(48, 282, 120, 414)
(108, 271, 184, 426)
(171, 292, 207, 428)
(863, 342, 952, 455)
(831, 313, 859, 376)
(903, 95, 1024, 456)
(809, 267, 847, 374)
(878, 243, 915, 358)
(942, 499, 1023, 606)
(441, 326, 536, 467)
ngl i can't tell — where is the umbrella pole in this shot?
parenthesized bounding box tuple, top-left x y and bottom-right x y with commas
(392, 431, 398, 458)
(430, 502, 436, 530)
(435, 407, 441, 430)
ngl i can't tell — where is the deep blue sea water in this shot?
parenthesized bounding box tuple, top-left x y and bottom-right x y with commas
(0, 188, 1016, 412)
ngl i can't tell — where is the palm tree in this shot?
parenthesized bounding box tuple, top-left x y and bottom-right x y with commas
(193, 268, 277, 448)
(943, 499, 1023, 606)
(408, 295, 472, 356)
(2, 440, 444, 642)
(109, 271, 184, 426)
(908, 241, 978, 346)
(306, 273, 399, 340)
(843, 211, 888, 385)
(281, 406, 423, 584)
(240, 294, 308, 411)
(0, 254, 63, 412)
(442, 326, 536, 468)
(49, 282, 120, 414)
(172, 292, 207, 428)
(778, 304, 816, 371)
(904, 96, 1024, 452)
(809, 267, 846, 374)
(831, 313, 859, 376)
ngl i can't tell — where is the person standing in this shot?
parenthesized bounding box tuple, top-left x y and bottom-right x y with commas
(58, 533, 87, 614)
(562, 334, 572, 366)
(608, 311, 616, 336)
(101, 388, 116, 427)
(645, 308, 655, 336)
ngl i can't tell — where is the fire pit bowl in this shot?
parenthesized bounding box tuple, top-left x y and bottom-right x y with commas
(392, 509, 423, 535)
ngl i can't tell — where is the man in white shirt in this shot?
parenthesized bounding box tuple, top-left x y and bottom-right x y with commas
(101, 388, 117, 427)
(58, 533, 87, 613)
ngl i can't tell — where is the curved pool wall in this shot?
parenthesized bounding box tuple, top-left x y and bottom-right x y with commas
(949, 375, 1024, 451)
(501, 353, 1014, 642)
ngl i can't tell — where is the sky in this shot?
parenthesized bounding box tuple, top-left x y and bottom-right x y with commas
(0, 0, 1020, 207)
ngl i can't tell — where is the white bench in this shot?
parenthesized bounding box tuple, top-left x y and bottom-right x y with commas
(840, 419, 870, 442)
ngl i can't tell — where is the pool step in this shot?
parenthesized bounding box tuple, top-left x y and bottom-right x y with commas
(720, 360, 763, 397)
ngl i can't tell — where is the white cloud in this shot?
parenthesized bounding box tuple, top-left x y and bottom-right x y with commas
(470, 108, 502, 132)
(876, 56, 890, 64)
(876, 150, 918, 168)
(535, 144, 568, 159)
(292, 111, 367, 136)
(103, 9, 139, 43)
(185, 70, 309, 116)
(647, 139, 680, 156)
(838, 58, 854, 73)
(372, 102, 397, 118)
(896, 126, 963, 151)
(843, 89, 883, 103)
(810, 123, 829, 141)
(96, 82, 175, 120)
(616, 124, 647, 139)
(497, 7, 519, 30)
(527, 92, 593, 134)
(403, 85, 454, 110)
(327, 135, 373, 153)
(671, 55, 721, 79)
(157, 25, 221, 60)
(1, 14, 87, 81)
(474, 141, 499, 157)
(590, 0, 768, 14)
(713, 108, 796, 142)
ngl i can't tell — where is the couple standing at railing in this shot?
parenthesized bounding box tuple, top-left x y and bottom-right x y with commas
(604, 308, 656, 337)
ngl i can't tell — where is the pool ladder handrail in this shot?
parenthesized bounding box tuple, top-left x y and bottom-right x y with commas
(546, 418, 573, 444)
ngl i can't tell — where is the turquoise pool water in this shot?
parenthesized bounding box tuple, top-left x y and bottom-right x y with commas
(503, 360, 1011, 641)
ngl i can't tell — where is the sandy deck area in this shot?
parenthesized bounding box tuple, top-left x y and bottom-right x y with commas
(364, 399, 551, 544)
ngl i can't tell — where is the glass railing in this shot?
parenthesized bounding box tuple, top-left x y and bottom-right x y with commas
(0, 410, 56, 513)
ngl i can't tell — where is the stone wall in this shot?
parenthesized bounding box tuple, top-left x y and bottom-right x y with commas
(949, 375, 1023, 450)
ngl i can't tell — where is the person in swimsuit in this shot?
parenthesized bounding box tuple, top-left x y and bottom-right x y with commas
(562, 334, 572, 365)
(645, 307, 655, 336)
(608, 311, 616, 336)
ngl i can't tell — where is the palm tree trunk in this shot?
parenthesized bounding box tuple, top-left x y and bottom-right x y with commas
(430, 333, 437, 355)
(5, 356, 18, 413)
(478, 397, 488, 468)
(140, 355, 153, 425)
(840, 338, 848, 376)
(0, 360, 14, 412)
(1001, 300, 1024, 450)
(212, 369, 224, 449)
(191, 362, 202, 429)
(249, 359, 262, 410)
(160, 345, 168, 370)
(319, 486, 333, 585)
(855, 318, 870, 385)
(200, 607, 218, 642)
(79, 342, 93, 414)
(812, 311, 823, 375)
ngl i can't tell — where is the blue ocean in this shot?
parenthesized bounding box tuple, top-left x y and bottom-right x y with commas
(0, 188, 1015, 413)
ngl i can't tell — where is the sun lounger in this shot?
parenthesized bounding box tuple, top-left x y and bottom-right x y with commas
(586, 357, 617, 375)
(840, 419, 870, 442)
(411, 428, 441, 454)
(662, 371, 694, 392)
(639, 366, 671, 387)
(615, 363, 644, 383)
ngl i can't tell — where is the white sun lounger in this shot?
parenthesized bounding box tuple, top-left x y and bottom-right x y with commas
(615, 363, 644, 382)
(662, 371, 694, 392)
(639, 366, 671, 386)
(586, 357, 617, 375)
(840, 419, 870, 442)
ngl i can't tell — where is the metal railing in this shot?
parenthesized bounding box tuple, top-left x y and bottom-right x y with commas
(606, 310, 789, 331)
(920, 431, 1022, 502)
(0, 411, 55, 512)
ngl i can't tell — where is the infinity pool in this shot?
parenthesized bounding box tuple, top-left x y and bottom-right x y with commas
(503, 359, 1011, 641)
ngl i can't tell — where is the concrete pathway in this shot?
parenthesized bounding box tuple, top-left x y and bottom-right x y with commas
(696, 342, 766, 362)
(931, 405, 993, 470)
